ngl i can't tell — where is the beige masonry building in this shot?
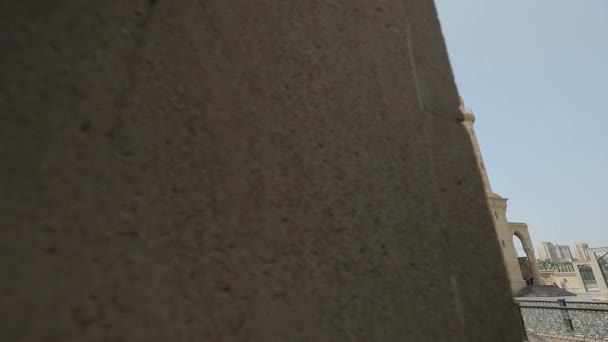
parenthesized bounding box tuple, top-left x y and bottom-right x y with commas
(460, 99, 542, 293)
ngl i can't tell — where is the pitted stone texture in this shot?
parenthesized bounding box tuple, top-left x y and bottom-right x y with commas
(2, 1, 520, 341)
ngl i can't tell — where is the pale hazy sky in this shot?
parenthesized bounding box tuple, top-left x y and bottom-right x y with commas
(435, 0, 608, 250)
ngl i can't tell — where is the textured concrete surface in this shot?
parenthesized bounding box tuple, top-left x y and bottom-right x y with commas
(2, 1, 521, 341)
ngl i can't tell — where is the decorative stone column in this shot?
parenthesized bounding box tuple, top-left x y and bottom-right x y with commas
(525, 248, 543, 285)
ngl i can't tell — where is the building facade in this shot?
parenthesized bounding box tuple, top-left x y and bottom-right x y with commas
(555, 244, 574, 261)
(537, 242, 559, 262)
(576, 243, 591, 261)
(537, 242, 574, 262)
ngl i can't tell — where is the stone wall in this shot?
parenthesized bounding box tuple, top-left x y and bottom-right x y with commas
(2, 1, 521, 341)
(519, 301, 608, 341)
(529, 331, 608, 341)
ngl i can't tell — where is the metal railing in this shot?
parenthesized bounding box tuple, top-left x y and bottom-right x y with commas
(515, 299, 608, 341)
(516, 299, 608, 308)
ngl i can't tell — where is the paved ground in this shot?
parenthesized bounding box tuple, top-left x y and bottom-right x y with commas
(526, 332, 552, 341)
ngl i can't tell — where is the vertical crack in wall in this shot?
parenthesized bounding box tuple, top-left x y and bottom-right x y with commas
(404, 24, 424, 111)
(109, 0, 161, 138)
(423, 121, 469, 341)
(114, 0, 160, 107)
(393, 3, 467, 340)
(393, 0, 424, 111)
(449, 270, 466, 330)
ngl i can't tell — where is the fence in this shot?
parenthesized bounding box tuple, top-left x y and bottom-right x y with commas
(515, 299, 608, 341)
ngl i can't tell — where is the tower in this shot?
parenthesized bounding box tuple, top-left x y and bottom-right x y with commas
(576, 243, 591, 261)
(537, 242, 558, 262)
(460, 98, 543, 292)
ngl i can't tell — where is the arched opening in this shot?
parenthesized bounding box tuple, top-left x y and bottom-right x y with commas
(513, 234, 534, 285)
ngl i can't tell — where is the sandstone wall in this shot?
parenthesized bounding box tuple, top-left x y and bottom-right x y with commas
(2, 1, 520, 341)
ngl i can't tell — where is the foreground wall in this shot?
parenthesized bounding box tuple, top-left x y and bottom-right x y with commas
(2, 1, 521, 341)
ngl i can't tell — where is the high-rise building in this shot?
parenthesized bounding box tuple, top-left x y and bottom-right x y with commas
(555, 245, 574, 261)
(537, 242, 574, 262)
(537, 242, 559, 262)
(576, 243, 591, 261)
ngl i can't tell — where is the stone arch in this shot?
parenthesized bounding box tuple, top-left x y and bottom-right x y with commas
(512, 233, 532, 283)
(512, 231, 529, 256)
(512, 232, 526, 256)
(509, 223, 542, 285)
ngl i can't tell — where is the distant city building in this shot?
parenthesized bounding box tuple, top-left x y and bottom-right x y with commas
(555, 244, 574, 261)
(576, 243, 591, 261)
(537, 242, 559, 262)
(537, 242, 575, 262)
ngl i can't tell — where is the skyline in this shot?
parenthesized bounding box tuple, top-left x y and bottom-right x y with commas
(515, 239, 591, 259)
(436, 0, 608, 248)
